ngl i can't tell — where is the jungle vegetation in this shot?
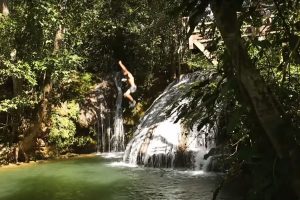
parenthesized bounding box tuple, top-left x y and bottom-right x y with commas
(0, 0, 300, 199)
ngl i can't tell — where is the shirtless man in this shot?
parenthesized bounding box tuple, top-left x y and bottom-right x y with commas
(118, 60, 137, 108)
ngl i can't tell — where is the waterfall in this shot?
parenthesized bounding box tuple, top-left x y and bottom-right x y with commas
(100, 103, 105, 152)
(95, 102, 106, 155)
(80, 77, 114, 154)
(94, 82, 111, 154)
(95, 100, 105, 155)
(96, 114, 100, 154)
(112, 72, 125, 152)
(107, 116, 111, 152)
(123, 71, 217, 169)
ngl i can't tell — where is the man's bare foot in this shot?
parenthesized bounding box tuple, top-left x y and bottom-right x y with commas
(129, 100, 136, 108)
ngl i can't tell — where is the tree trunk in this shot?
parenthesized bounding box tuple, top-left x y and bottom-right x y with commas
(210, 0, 300, 197)
(0, 0, 9, 16)
(2, 4, 22, 99)
(20, 24, 64, 160)
(1, 0, 24, 161)
(53, 25, 64, 53)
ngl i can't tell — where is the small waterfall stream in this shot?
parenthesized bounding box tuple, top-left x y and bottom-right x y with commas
(123, 71, 217, 169)
(91, 81, 113, 154)
(112, 72, 125, 152)
(96, 103, 105, 155)
(95, 113, 100, 154)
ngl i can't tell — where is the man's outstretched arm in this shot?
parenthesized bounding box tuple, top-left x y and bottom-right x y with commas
(118, 60, 129, 73)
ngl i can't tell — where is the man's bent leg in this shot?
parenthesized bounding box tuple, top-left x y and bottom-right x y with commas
(124, 89, 134, 102)
(124, 89, 136, 108)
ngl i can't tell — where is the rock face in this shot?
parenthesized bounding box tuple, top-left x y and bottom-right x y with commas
(123, 72, 217, 169)
(77, 75, 115, 153)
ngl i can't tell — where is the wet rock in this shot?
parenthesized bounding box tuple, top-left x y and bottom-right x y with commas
(124, 72, 218, 169)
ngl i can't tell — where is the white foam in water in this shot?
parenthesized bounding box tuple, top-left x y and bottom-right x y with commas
(176, 170, 205, 176)
(108, 161, 138, 168)
(100, 152, 124, 159)
(175, 170, 219, 177)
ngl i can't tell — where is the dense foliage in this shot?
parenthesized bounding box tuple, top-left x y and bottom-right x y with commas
(0, 0, 300, 199)
(0, 0, 188, 157)
(178, 0, 300, 199)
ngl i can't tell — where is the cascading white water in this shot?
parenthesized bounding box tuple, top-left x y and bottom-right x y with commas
(112, 72, 125, 152)
(123, 72, 216, 169)
(94, 93, 106, 155)
(96, 102, 105, 155)
(188, 123, 216, 170)
(95, 114, 100, 154)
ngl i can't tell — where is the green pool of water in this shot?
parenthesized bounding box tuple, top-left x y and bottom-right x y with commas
(0, 153, 237, 200)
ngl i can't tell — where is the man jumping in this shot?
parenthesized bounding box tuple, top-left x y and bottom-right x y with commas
(118, 60, 137, 108)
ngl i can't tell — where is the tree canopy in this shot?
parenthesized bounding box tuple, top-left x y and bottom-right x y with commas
(0, 0, 300, 199)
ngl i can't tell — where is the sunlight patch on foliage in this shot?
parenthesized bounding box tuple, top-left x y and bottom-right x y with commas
(0, 96, 38, 112)
(49, 101, 79, 153)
